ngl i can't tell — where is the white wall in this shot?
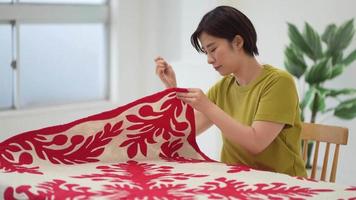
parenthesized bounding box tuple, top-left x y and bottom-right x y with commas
(113, 0, 219, 103)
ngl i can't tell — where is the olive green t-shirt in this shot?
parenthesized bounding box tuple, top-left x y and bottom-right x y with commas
(207, 65, 307, 177)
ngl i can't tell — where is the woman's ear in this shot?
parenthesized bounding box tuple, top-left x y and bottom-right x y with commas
(233, 35, 244, 49)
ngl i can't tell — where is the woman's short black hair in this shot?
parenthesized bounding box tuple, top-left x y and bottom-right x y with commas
(191, 6, 259, 56)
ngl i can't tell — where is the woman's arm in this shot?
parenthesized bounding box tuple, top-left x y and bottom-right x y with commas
(177, 88, 284, 155)
(154, 57, 213, 135)
(204, 104, 284, 154)
(195, 110, 214, 136)
(155, 57, 177, 88)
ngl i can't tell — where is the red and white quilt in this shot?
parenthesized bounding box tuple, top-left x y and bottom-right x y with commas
(1, 88, 355, 199)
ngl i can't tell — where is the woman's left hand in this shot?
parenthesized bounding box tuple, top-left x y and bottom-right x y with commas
(176, 88, 213, 112)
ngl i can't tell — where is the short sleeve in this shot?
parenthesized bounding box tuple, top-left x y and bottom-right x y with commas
(254, 74, 299, 126)
(207, 88, 215, 104)
(206, 80, 221, 104)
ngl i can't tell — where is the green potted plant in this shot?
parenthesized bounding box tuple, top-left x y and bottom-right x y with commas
(284, 19, 356, 168)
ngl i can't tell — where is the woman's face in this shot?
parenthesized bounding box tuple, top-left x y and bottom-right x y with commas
(199, 32, 243, 76)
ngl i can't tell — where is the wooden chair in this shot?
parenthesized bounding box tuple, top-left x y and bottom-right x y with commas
(301, 122, 348, 182)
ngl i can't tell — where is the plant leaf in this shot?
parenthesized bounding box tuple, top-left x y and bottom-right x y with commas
(343, 48, 356, 66)
(329, 88, 356, 97)
(309, 88, 326, 112)
(285, 61, 303, 79)
(304, 22, 323, 59)
(284, 45, 307, 78)
(331, 52, 343, 65)
(317, 86, 356, 97)
(329, 19, 355, 54)
(309, 90, 326, 113)
(334, 97, 356, 119)
(305, 58, 333, 84)
(329, 63, 345, 79)
(300, 87, 315, 110)
(287, 23, 315, 61)
(322, 24, 337, 44)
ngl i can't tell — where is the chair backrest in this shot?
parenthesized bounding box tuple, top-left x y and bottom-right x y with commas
(301, 122, 348, 182)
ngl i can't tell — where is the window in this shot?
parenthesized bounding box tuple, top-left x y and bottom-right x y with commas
(0, 0, 109, 110)
(0, 24, 13, 110)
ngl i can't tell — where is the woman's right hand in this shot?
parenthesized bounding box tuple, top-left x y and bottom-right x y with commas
(154, 56, 177, 88)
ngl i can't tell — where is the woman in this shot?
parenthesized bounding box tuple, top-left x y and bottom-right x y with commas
(155, 6, 307, 177)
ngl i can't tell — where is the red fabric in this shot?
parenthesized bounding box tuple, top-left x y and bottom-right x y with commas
(1, 88, 355, 199)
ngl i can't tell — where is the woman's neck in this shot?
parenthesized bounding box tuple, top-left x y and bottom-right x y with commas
(233, 57, 262, 86)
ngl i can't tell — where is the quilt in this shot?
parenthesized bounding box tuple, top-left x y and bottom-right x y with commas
(0, 88, 355, 200)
